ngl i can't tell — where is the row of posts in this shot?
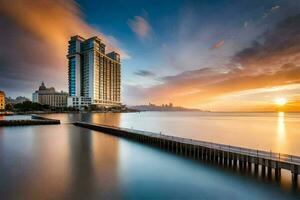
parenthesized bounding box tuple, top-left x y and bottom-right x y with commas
(132, 133, 298, 184)
(75, 123, 299, 185)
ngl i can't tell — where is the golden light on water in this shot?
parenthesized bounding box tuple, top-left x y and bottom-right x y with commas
(274, 97, 287, 106)
(276, 112, 287, 154)
(277, 112, 286, 140)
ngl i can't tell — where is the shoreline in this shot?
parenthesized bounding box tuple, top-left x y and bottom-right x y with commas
(1, 110, 300, 116)
(0, 109, 140, 115)
(0, 114, 60, 126)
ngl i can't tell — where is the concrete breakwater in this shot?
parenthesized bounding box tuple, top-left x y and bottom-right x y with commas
(74, 121, 300, 184)
(0, 115, 60, 126)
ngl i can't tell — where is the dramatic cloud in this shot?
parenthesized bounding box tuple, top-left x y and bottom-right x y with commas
(134, 70, 155, 77)
(234, 14, 300, 73)
(127, 14, 300, 110)
(0, 0, 127, 97)
(128, 16, 152, 39)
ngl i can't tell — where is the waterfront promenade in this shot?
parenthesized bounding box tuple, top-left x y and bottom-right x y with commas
(74, 121, 300, 183)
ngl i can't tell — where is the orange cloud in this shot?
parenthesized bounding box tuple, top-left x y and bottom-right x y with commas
(0, 0, 128, 58)
(0, 0, 128, 96)
(126, 14, 300, 111)
(141, 63, 300, 106)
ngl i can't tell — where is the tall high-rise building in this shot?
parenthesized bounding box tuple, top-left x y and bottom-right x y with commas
(67, 35, 121, 108)
(0, 91, 5, 110)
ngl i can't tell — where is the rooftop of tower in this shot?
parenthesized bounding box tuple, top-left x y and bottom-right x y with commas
(69, 35, 120, 62)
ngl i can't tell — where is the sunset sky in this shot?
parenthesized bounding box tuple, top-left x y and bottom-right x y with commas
(1, 0, 300, 111)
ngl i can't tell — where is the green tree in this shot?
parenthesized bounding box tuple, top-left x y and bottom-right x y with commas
(5, 103, 13, 111)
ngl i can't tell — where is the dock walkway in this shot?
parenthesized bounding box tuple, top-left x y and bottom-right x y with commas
(74, 121, 300, 183)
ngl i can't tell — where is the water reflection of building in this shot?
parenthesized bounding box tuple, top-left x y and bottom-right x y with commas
(67, 119, 121, 198)
(0, 90, 5, 110)
(32, 82, 68, 107)
(91, 113, 121, 126)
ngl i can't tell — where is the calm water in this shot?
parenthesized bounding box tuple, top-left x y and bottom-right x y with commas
(0, 115, 32, 120)
(45, 111, 300, 155)
(0, 112, 300, 199)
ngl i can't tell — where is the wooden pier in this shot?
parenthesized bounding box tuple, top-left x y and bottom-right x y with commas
(74, 122, 300, 183)
(0, 115, 60, 126)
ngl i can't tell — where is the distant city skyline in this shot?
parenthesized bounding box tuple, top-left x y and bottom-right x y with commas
(1, 0, 300, 111)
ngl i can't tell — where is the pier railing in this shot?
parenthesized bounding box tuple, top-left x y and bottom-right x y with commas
(89, 123, 300, 165)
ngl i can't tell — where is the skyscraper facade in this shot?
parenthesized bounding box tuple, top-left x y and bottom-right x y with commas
(67, 35, 121, 108)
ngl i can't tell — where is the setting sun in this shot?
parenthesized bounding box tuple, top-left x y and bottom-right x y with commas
(274, 98, 287, 106)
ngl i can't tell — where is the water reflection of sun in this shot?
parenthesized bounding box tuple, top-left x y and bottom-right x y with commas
(276, 112, 286, 152)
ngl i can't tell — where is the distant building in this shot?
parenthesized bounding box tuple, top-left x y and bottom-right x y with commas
(67, 35, 121, 108)
(0, 91, 5, 110)
(6, 96, 30, 104)
(32, 82, 68, 107)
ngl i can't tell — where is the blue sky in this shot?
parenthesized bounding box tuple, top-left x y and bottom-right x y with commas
(76, 0, 184, 85)
(74, 0, 300, 106)
(1, 0, 300, 110)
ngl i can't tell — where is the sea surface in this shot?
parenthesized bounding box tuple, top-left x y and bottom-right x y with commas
(46, 111, 300, 155)
(0, 112, 300, 199)
(0, 115, 32, 120)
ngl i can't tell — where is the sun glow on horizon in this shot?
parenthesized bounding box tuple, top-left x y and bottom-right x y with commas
(274, 97, 287, 106)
